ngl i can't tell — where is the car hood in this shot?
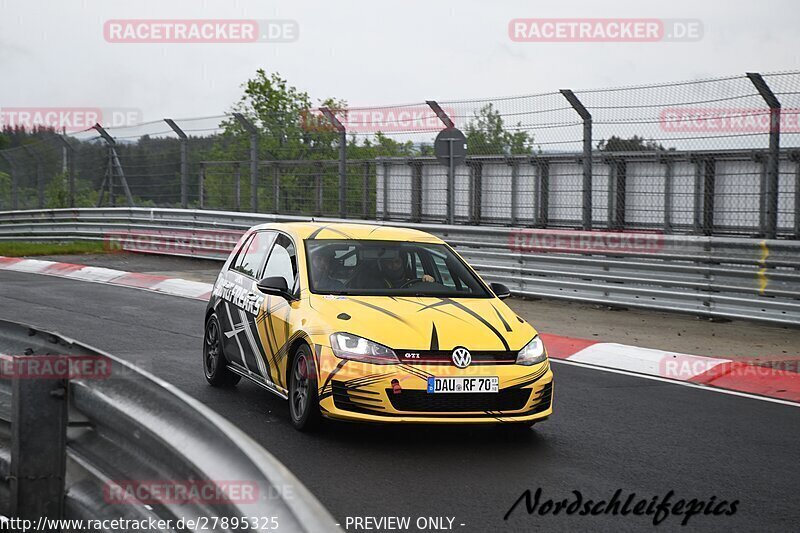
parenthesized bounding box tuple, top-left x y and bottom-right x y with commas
(308, 295, 536, 352)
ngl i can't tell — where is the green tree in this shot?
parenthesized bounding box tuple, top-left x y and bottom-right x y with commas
(465, 103, 534, 156)
(597, 135, 673, 152)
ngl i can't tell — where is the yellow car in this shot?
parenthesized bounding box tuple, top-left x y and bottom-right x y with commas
(203, 222, 553, 430)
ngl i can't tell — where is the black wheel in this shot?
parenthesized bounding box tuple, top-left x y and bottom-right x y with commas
(203, 313, 241, 387)
(288, 344, 321, 431)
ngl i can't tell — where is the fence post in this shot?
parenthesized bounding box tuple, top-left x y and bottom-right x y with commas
(382, 161, 390, 220)
(426, 101, 457, 225)
(561, 89, 593, 230)
(320, 108, 347, 218)
(22, 146, 44, 209)
(747, 72, 781, 239)
(509, 158, 519, 226)
(314, 162, 323, 216)
(56, 135, 76, 208)
(409, 160, 422, 223)
(233, 113, 259, 213)
(93, 123, 135, 207)
(534, 157, 549, 227)
(362, 161, 370, 219)
(469, 160, 483, 225)
(792, 151, 800, 239)
(273, 163, 280, 214)
(10, 357, 68, 522)
(659, 153, 674, 233)
(234, 162, 241, 211)
(198, 162, 205, 209)
(0, 152, 18, 210)
(164, 119, 188, 209)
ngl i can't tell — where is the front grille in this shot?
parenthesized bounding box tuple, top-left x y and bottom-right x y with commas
(396, 350, 516, 365)
(386, 388, 531, 413)
(529, 382, 553, 414)
(331, 381, 385, 414)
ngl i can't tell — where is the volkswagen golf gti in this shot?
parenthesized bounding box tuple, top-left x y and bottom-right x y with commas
(203, 222, 553, 430)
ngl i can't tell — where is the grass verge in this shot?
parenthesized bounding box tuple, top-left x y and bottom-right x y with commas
(0, 241, 107, 257)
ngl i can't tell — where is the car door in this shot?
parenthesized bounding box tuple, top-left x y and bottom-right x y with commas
(219, 230, 275, 383)
(254, 232, 300, 394)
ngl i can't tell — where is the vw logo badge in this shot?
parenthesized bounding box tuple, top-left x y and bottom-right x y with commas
(451, 347, 472, 369)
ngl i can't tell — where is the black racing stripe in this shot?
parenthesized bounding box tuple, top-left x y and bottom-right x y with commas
(430, 323, 439, 351)
(347, 298, 414, 327)
(492, 304, 513, 332)
(319, 359, 347, 400)
(441, 298, 511, 351)
(399, 364, 434, 381)
(507, 365, 549, 389)
(251, 309, 280, 387)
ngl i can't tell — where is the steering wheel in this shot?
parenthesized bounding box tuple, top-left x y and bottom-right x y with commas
(399, 278, 426, 289)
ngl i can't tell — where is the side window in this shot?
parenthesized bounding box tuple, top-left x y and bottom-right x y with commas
(262, 234, 298, 291)
(232, 232, 272, 278)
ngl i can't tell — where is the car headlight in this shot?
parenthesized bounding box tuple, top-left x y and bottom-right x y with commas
(330, 332, 399, 365)
(516, 335, 547, 366)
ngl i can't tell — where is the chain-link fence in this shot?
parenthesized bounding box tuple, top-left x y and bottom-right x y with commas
(1, 71, 798, 237)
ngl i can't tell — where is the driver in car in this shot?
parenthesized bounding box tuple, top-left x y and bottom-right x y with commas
(376, 253, 434, 288)
(310, 248, 345, 292)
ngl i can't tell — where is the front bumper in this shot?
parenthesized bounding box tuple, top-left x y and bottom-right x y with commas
(317, 358, 553, 424)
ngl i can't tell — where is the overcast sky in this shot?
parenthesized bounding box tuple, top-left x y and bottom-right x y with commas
(1, 0, 798, 122)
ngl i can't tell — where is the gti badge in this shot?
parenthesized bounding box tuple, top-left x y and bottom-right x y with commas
(451, 347, 472, 369)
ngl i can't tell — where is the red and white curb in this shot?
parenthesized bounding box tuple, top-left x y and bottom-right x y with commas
(542, 333, 800, 406)
(1, 256, 797, 406)
(0, 257, 213, 301)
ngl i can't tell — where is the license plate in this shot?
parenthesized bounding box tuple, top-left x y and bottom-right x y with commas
(426, 376, 499, 394)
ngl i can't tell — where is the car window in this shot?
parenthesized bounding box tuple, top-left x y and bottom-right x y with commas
(262, 234, 298, 291)
(231, 232, 272, 279)
(305, 240, 490, 298)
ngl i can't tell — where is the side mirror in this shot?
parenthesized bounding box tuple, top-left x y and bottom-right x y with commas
(257, 276, 294, 300)
(489, 282, 511, 300)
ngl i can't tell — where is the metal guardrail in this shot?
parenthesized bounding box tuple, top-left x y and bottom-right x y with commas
(0, 208, 799, 326)
(0, 318, 339, 531)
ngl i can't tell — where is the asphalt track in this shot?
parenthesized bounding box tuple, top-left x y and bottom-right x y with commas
(0, 270, 797, 532)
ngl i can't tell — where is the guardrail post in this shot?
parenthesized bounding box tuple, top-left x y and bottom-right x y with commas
(198, 162, 205, 209)
(56, 135, 77, 208)
(561, 89, 593, 230)
(164, 119, 188, 209)
(0, 152, 18, 210)
(233, 113, 259, 213)
(22, 146, 44, 209)
(320, 108, 347, 218)
(10, 356, 68, 522)
(747, 73, 781, 239)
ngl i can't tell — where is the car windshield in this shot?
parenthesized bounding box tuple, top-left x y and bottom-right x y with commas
(305, 240, 491, 298)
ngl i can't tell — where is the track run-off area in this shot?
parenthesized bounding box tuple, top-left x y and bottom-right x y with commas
(0, 265, 797, 532)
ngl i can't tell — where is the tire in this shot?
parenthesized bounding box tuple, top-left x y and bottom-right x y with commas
(203, 313, 241, 387)
(288, 344, 322, 431)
